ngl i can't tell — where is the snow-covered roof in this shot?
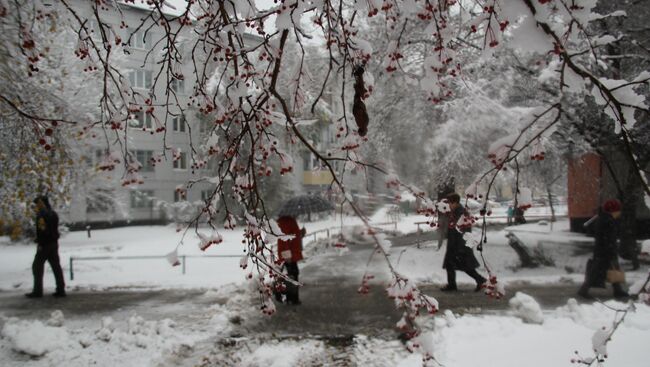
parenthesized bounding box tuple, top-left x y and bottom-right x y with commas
(118, 0, 186, 17)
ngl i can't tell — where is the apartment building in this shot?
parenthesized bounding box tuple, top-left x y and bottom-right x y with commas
(60, 1, 246, 227)
(60, 1, 374, 228)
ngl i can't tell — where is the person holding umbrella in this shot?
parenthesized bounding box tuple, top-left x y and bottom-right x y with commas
(276, 215, 306, 305)
(274, 194, 334, 305)
(440, 193, 487, 292)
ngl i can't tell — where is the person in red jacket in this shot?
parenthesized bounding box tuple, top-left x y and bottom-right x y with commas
(277, 215, 306, 305)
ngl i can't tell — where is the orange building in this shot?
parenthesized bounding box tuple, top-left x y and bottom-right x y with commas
(567, 153, 602, 231)
(568, 152, 650, 236)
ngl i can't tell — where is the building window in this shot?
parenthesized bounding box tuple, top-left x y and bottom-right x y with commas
(170, 78, 184, 94)
(129, 30, 148, 50)
(129, 110, 153, 129)
(128, 70, 152, 89)
(87, 19, 102, 39)
(83, 148, 105, 167)
(95, 149, 104, 165)
(134, 150, 154, 172)
(130, 190, 154, 208)
(204, 158, 216, 171)
(86, 189, 115, 213)
(302, 152, 311, 171)
(201, 190, 212, 201)
(174, 190, 185, 202)
(199, 120, 211, 134)
(172, 115, 186, 132)
(173, 152, 187, 170)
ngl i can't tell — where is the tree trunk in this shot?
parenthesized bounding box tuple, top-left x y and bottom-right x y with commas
(547, 187, 556, 222)
(620, 180, 640, 269)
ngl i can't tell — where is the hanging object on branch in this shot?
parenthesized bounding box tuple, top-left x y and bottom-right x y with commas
(352, 65, 369, 137)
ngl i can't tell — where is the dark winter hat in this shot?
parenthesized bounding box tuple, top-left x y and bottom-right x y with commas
(33, 195, 51, 209)
(602, 199, 622, 213)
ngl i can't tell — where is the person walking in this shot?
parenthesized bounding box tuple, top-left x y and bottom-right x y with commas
(440, 193, 487, 292)
(25, 196, 66, 298)
(506, 205, 514, 225)
(276, 215, 305, 305)
(514, 206, 526, 225)
(578, 199, 629, 300)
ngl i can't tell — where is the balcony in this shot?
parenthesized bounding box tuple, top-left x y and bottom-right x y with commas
(303, 170, 333, 186)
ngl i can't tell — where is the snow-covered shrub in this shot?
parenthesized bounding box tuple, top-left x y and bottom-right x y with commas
(509, 292, 543, 324)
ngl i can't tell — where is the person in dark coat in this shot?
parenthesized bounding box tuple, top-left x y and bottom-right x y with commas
(578, 199, 628, 299)
(25, 196, 66, 298)
(440, 193, 487, 292)
(514, 207, 526, 225)
(276, 215, 305, 305)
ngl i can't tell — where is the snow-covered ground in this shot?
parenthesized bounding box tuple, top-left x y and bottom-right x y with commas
(1, 209, 649, 366)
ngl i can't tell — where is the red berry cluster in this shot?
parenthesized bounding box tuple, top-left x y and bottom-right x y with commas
(357, 274, 374, 295)
(150, 154, 163, 167)
(531, 151, 545, 161)
(483, 275, 504, 299)
(479, 208, 493, 216)
(386, 50, 403, 73)
(98, 155, 120, 171)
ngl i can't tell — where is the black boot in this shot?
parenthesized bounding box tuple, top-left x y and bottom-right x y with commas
(577, 284, 593, 300)
(441, 270, 457, 291)
(613, 283, 629, 300)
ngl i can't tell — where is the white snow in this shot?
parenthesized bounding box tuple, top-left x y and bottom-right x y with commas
(1, 210, 648, 366)
(509, 291, 544, 324)
(2, 319, 70, 357)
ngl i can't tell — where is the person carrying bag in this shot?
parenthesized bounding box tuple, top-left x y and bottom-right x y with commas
(578, 199, 629, 300)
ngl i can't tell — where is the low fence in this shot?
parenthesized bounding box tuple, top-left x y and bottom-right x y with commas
(68, 254, 240, 280)
(68, 222, 398, 281)
(305, 221, 397, 243)
(413, 214, 567, 232)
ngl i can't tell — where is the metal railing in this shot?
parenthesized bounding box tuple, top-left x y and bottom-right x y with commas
(305, 221, 397, 244)
(68, 254, 240, 280)
(413, 214, 567, 232)
(68, 221, 398, 281)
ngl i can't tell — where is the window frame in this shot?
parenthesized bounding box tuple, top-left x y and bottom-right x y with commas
(172, 115, 186, 132)
(173, 151, 188, 170)
(170, 78, 185, 94)
(129, 30, 148, 50)
(134, 150, 155, 172)
(130, 190, 154, 209)
(129, 110, 153, 129)
(128, 69, 152, 90)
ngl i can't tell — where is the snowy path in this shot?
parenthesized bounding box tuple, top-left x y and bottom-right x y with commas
(2, 220, 648, 366)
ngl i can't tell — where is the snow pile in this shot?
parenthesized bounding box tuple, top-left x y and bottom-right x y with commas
(96, 316, 115, 342)
(46, 310, 65, 327)
(509, 291, 544, 324)
(1, 318, 70, 356)
(591, 326, 610, 356)
(0, 310, 209, 367)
